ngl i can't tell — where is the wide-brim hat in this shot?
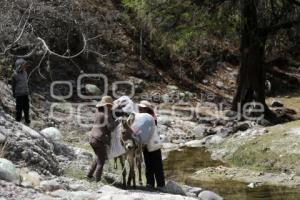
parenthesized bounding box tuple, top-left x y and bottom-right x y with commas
(96, 96, 113, 108)
(138, 100, 153, 110)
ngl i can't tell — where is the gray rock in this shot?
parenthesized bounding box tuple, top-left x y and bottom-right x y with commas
(185, 140, 204, 148)
(192, 126, 207, 139)
(162, 143, 180, 151)
(52, 141, 75, 158)
(69, 183, 87, 191)
(84, 84, 101, 96)
(236, 122, 250, 132)
(1, 112, 61, 175)
(271, 100, 284, 107)
(0, 158, 20, 183)
(40, 179, 62, 191)
(164, 181, 186, 195)
(41, 127, 62, 141)
(20, 170, 41, 187)
(189, 187, 203, 196)
(204, 135, 224, 145)
(198, 190, 223, 200)
(182, 185, 202, 196)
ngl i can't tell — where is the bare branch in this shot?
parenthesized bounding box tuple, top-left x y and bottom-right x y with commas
(37, 33, 87, 59)
(28, 50, 47, 81)
(0, 1, 33, 55)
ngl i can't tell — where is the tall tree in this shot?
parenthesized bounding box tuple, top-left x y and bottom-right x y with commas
(232, 0, 300, 122)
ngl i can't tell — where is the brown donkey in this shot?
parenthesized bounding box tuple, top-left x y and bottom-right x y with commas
(115, 115, 143, 188)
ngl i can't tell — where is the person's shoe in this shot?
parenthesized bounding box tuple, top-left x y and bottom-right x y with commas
(86, 175, 94, 181)
(145, 184, 155, 191)
(156, 186, 167, 193)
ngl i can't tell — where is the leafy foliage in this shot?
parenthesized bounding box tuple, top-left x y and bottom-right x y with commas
(122, 0, 239, 58)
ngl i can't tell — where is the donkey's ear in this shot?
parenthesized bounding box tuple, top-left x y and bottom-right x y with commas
(122, 119, 130, 129)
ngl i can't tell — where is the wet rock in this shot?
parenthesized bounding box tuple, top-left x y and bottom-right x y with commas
(271, 100, 284, 107)
(185, 140, 204, 148)
(163, 143, 180, 151)
(164, 181, 186, 195)
(0, 158, 20, 183)
(198, 190, 223, 200)
(41, 127, 62, 141)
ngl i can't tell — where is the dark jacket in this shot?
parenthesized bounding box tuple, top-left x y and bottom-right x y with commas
(90, 110, 116, 145)
(12, 67, 29, 97)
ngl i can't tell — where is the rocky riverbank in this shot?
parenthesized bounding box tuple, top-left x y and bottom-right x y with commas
(1, 78, 300, 199)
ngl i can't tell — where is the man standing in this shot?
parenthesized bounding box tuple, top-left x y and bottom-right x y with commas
(87, 96, 117, 182)
(138, 100, 165, 189)
(12, 58, 30, 125)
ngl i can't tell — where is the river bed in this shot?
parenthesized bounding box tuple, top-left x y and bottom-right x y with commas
(164, 147, 300, 200)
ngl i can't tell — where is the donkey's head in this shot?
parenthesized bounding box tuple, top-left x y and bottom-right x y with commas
(120, 114, 136, 151)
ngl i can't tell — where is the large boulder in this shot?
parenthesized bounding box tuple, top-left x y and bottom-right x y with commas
(41, 127, 62, 141)
(0, 112, 61, 175)
(0, 158, 20, 183)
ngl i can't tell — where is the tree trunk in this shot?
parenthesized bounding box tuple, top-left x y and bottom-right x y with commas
(232, 0, 275, 120)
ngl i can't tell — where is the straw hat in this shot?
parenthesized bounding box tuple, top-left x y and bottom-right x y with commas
(96, 96, 113, 108)
(138, 100, 153, 110)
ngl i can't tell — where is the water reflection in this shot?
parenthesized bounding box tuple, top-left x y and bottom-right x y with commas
(164, 147, 300, 200)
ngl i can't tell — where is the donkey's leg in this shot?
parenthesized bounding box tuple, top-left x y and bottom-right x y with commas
(114, 157, 118, 169)
(132, 153, 136, 188)
(120, 156, 126, 188)
(127, 153, 135, 187)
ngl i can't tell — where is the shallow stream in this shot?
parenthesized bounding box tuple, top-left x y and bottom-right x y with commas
(164, 147, 300, 200)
